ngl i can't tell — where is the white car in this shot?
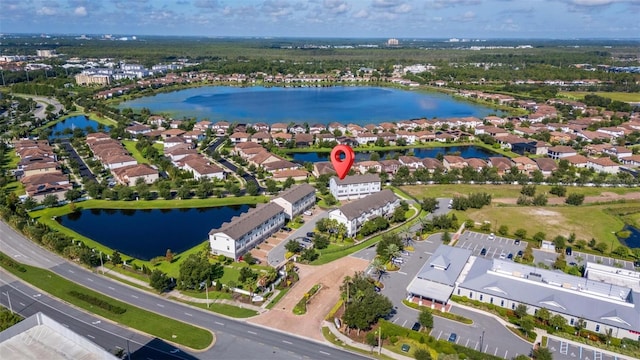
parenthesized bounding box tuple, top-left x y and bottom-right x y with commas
(499, 252, 506, 260)
(303, 210, 312, 216)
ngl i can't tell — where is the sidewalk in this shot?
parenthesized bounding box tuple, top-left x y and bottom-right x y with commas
(97, 266, 265, 313)
(323, 321, 414, 360)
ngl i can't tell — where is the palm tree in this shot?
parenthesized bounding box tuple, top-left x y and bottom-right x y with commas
(371, 257, 387, 281)
(385, 243, 401, 262)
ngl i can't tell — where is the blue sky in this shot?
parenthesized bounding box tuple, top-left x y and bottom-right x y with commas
(2, 0, 639, 39)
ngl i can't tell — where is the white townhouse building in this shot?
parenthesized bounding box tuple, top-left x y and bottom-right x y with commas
(271, 184, 316, 219)
(328, 189, 399, 237)
(329, 174, 381, 200)
(208, 203, 285, 260)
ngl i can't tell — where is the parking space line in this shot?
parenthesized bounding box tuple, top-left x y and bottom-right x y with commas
(494, 347, 498, 356)
(437, 331, 442, 340)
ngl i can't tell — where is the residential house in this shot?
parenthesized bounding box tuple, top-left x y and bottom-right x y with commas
(512, 156, 539, 175)
(21, 172, 71, 202)
(163, 136, 187, 149)
(294, 133, 314, 147)
(328, 122, 347, 134)
(466, 158, 488, 171)
(270, 123, 289, 133)
(179, 154, 225, 180)
(443, 156, 467, 170)
(263, 160, 301, 173)
(564, 154, 589, 168)
(328, 189, 400, 237)
(111, 164, 159, 186)
(421, 158, 444, 172)
(329, 174, 381, 200)
(103, 154, 137, 170)
(125, 124, 152, 136)
(272, 169, 309, 182)
(587, 157, 619, 174)
(356, 161, 382, 174)
(488, 157, 514, 175)
(315, 133, 336, 144)
(379, 159, 401, 174)
(271, 184, 316, 219)
(547, 146, 577, 160)
(534, 158, 558, 176)
(309, 123, 326, 134)
(250, 132, 272, 144)
(356, 133, 378, 145)
(313, 162, 336, 177)
(398, 156, 423, 169)
(621, 155, 640, 167)
(229, 132, 250, 143)
(161, 128, 185, 139)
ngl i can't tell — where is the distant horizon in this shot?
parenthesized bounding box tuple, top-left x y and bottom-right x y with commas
(4, 32, 640, 42)
(2, 0, 639, 40)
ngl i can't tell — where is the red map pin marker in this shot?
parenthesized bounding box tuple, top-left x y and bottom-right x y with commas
(330, 144, 355, 180)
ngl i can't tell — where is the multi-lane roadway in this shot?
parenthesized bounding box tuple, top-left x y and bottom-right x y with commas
(0, 221, 369, 360)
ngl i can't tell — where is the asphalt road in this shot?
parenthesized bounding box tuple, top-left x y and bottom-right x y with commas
(0, 273, 189, 360)
(207, 138, 264, 194)
(267, 209, 328, 266)
(0, 220, 370, 360)
(60, 138, 96, 181)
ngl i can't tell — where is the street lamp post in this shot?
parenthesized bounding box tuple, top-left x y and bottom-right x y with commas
(480, 330, 485, 353)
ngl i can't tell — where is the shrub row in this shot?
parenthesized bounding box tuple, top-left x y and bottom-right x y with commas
(69, 290, 127, 314)
(402, 300, 473, 325)
(0, 253, 27, 273)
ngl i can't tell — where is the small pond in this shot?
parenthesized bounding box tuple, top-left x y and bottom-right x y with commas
(48, 116, 109, 139)
(618, 225, 640, 249)
(290, 146, 500, 163)
(57, 205, 252, 260)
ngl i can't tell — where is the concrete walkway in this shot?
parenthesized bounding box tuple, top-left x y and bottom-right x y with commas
(97, 266, 265, 313)
(324, 321, 414, 360)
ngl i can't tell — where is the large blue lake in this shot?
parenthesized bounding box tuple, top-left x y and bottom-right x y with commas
(291, 146, 499, 163)
(48, 116, 108, 139)
(57, 205, 251, 260)
(118, 86, 500, 125)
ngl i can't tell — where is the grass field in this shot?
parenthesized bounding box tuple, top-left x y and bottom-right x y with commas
(0, 253, 213, 349)
(559, 91, 640, 103)
(461, 203, 639, 249)
(400, 184, 639, 200)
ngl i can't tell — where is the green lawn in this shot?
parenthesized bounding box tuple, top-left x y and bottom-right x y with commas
(175, 299, 258, 318)
(559, 91, 640, 103)
(0, 253, 213, 349)
(266, 287, 290, 309)
(463, 202, 640, 249)
(2, 149, 24, 195)
(122, 140, 150, 164)
(401, 184, 639, 200)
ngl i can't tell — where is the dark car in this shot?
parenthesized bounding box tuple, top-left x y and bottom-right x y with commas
(401, 344, 410, 352)
(480, 248, 487, 256)
(411, 322, 421, 331)
(514, 239, 521, 245)
(306, 232, 315, 238)
(448, 333, 457, 343)
(282, 227, 292, 232)
(566, 247, 572, 256)
(517, 250, 524, 257)
(507, 253, 513, 260)
(301, 237, 312, 243)
(374, 286, 381, 293)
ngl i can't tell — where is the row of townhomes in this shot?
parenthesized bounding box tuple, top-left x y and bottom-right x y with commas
(329, 174, 382, 200)
(328, 189, 400, 238)
(407, 245, 640, 340)
(13, 139, 71, 202)
(86, 133, 159, 186)
(208, 184, 316, 260)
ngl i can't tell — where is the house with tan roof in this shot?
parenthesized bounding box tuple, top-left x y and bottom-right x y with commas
(22, 161, 59, 177)
(621, 155, 640, 167)
(163, 136, 187, 149)
(103, 154, 137, 170)
(249, 150, 284, 168)
(272, 169, 309, 182)
(111, 164, 159, 186)
(399, 156, 423, 169)
(294, 133, 314, 147)
(563, 154, 588, 168)
(356, 161, 381, 174)
(379, 159, 401, 174)
(395, 130, 417, 145)
(346, 124, 364, 135)
(313, 162, 336, 177)
(263, 160, 300, 173)
(314, 133, 336, 144)
(179, 155, 224, 180)
(165, 146, 198, 162)
(309, 123, 326, 134)
(356, 133, 378, 145)
(587, 157, 619, 174)
(421, 158, 444, 172)
(512, 156, 538, 175)
(443, 156, 467, 170)
(21, 171, 71, 202)
(466, 158, 488, 171)
(250, 131, 272, 144)
(193, 120, 212, 132)
(229, 132, 250, 143)
(272, 132, 293, 146)
(328, 122, 346, 134)
(534, 158, 558, 176)
(488, 157, 514, 175)
(270, 123, 288, 133)
(126, 124, 152, 135)
(161, 128, 185, 139)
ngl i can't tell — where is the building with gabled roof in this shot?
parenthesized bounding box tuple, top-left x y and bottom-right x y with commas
(208, 202, 286, 260)
(271, 183, 316, 219)
(407, 245, 473, 306)
(328, 189, 399, 237)
(329, 174, 381, 200)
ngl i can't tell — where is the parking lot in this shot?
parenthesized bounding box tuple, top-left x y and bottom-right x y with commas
(455, 231, 528, 261)
(547, 338, 631, 360)
(570, 251, 636, 271)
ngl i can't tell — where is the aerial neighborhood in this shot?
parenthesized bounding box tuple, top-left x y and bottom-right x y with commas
(0, 33, 639, 360)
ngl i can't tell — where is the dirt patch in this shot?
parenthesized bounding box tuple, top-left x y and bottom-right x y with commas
(530, 208, 561, 217)
(495, 191, 640, 206)
(249, 255, 369, 341)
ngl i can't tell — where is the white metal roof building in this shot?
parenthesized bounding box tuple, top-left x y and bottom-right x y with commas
(406, 245, 473, 305)
(457, 257, 640, 340)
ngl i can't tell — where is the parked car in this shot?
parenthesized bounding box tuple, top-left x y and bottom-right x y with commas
(514, 239, 521, 245)
(411, 322, 421, 331)
(499, 252, 507, 260)
(282, 227, 292, 232)
(374, 286, 381, 293)
(448, 333, 457, 343)
(507, 253, 513, 260)
(306, 232, 315, 238)
(480, 248, 487, 256)
(488, 233, 495, 240)
(401, 344, 410, 352)
(566, 247, 572, 256)
(301, 237, 312, 243)
(517, 250, 524, 257)
(303, 210, 312, 216)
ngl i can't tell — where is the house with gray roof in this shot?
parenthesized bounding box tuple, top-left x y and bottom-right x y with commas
(329, 174, 381, 200)
(406, 245, 473, 306)
(328, 189, 399, 237)
(208, 202, 285, 260)
(271, 184, 316, 219)
(456, 257, 640, 339)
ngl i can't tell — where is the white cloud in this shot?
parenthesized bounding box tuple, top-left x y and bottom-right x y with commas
(353, 9, 369, 18)
(426, 0, 481, 9)
(570, 0, 616, 5)
(37, 7, 58, 16)
(323, 0, 350, 14)
(74, 6, 87, 16)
